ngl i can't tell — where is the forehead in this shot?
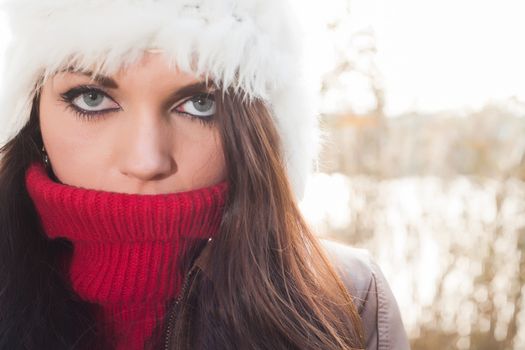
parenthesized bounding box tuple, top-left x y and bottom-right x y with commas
(48, 52, 217, 90)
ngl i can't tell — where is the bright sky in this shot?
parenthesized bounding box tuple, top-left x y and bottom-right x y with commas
(1, 1, 525, 116)
(373, 0, 525, 115)
(298, 0, 525, 116)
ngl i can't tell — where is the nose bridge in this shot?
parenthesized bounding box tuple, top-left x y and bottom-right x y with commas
(119, 107, 174, 181)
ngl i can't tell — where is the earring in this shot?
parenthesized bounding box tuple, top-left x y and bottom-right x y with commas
(41, 145, 50, 168)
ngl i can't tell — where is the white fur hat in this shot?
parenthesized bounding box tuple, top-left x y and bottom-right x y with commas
(0, 0, 321, 199)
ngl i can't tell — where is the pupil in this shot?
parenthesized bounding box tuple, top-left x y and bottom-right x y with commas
(192, 96, 213, 112)
(83, 92, 103, 107)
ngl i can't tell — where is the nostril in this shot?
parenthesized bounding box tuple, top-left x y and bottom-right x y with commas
(120, 155, 176, 183)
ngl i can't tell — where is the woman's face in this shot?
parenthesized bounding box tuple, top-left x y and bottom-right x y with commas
(38, 52, 226, 194)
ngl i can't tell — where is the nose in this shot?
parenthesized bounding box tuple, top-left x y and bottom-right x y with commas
(118, 110, 175, 182)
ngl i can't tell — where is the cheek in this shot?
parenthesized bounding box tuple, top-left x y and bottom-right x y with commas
(175, 126, 227, 185)
(39, 94, 110, 184)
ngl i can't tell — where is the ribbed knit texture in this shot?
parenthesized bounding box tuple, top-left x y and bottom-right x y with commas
(25, 162, 228, 350)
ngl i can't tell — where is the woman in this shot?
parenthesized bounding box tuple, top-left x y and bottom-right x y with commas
(0, 0, 410, 349)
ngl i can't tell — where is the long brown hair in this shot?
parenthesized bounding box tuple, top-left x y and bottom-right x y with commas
(0, 93, 109, 349)
(168, 89, 365, 349)
(0, 84, 365, 349)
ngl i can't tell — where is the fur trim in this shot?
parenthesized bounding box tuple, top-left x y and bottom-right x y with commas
(0, 0, 321, 199)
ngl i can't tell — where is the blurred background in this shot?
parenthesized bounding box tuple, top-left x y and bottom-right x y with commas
(293, 1, 525, 349)
(1, 1, 524, 349)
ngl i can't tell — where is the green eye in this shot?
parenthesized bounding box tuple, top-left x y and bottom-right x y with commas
(60, 85, 121, 121)
(176, 94, 216, 118)
(82, 91, 104, 107)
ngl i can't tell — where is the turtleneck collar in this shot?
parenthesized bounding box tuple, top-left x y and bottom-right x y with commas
(25, 162, 228, 349)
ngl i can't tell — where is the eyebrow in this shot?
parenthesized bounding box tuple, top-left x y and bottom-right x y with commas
(65, 67, 120, 89)
(63, 67, 216, 109)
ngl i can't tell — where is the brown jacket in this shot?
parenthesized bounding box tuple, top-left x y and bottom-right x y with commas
(319, 239, 411, 350)
(192, 238, 411, 350)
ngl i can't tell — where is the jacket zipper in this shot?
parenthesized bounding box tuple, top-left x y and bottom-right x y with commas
(164, 267, 196, 350)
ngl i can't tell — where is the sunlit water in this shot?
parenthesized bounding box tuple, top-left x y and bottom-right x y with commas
(301, 173, 525, 349)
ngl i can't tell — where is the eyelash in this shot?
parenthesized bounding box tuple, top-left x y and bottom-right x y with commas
(59, 85, 215, 126)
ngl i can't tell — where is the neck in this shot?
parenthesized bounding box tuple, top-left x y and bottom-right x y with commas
(25, 162, 228, 349)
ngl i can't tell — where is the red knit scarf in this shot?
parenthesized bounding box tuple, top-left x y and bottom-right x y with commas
(25, 162, 228, 349)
